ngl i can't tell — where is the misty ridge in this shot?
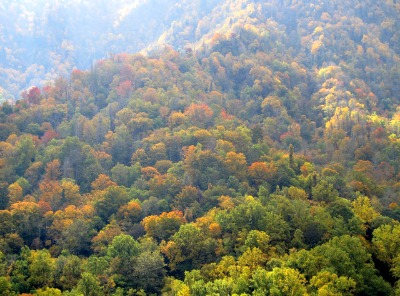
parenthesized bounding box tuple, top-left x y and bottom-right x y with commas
(1, 0, 399, 102)
(0, 0, 220, 99)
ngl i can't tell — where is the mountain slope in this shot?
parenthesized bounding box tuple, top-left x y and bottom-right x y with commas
(0, 1, 399, 294)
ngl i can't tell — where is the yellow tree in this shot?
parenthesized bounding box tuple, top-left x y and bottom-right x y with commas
(352, 195, 380, 223)
(142, 210, 186, 241)
(225, 151, 247, 181)
(8, 182, 24, 204)
(60, 179, 82, 206)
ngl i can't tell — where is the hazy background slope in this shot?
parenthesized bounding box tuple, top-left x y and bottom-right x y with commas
(1, 0, 400, 105)
(0, 0, 221, 99)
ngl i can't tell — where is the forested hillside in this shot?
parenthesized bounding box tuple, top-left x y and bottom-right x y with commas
(0, 0, 222, 99)
(0, 0, 400, 295)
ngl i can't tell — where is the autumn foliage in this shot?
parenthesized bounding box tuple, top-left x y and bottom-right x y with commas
(0, 0, 399, 294)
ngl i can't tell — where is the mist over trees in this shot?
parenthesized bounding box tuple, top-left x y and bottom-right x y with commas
(0, 0, 400, 295)
(0, 0, 220, 98)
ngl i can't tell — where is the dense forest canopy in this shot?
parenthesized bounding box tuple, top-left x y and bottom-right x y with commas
(0, 0, 400, 295)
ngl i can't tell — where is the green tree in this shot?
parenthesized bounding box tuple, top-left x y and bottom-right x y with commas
(94, 186, 131, 223)
(28, 249, 55, 288)
(111, 163, 140, 187)
(57, 219, 93, 255)
(372, 224, 400, 265)
(15, 135, 37, 176)
(0, 276, 13, 296)
(216, 196, 290, 248)
(54, 254, 83, 290)
(107, 234, 140, 259)
(311, 179, 338, 203)
(86, 255, 110, 277)
(161, 224, 218, 274)
(132, 250, 166, 294)
(9, 246, 31, 293)
(286, 235, 391, 295)
(252, 267, 308, 296)
(10, 201, 42, 248)
(76, 272, 103, 296)
(107, 234, 140, 288)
